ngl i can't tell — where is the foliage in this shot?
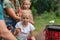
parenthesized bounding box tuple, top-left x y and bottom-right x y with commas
(34, 16, 60, 35)
(31, 7, 37, 16)
(55, 11, 60, 18)
(31, 0, 58, 16)
(30, 0, 60, 35)
(40, 11, 56, 20)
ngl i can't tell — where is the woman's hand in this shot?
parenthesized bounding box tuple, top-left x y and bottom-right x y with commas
(29, 20, 34, 25)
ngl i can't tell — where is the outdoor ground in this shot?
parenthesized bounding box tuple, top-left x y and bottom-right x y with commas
(35, 27, 45, 40)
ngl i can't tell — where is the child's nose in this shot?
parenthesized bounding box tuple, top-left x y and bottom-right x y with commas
(24, 18, 27, 20)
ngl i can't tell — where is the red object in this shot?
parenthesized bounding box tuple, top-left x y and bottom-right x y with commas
(18, 9, 22, 17)
(45, 30, 60, 40)
(27, 38, 32, 40)
(45, 25, 60, 40)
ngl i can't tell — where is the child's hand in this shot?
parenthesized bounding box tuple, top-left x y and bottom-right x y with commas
(31, 37, 35, 40)
(18, 9, 22, 17)
(16, 28, 21, 34)
(29, 20, 34, 25)
(14, 28, 21, 37)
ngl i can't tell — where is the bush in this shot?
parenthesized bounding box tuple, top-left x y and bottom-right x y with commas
(31, 7, 37, 16)
(40, 11, 56, 20)
(55, 11, 60, 18)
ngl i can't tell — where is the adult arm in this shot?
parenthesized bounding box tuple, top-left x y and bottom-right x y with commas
(5, 8, 21, 21)
(0, 20, 17, 40)
(3, 0, 21, 21)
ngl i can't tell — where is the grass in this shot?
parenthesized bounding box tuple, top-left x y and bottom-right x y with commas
(34, 16, 60, 35)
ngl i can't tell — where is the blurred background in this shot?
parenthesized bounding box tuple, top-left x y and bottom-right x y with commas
(30, 0, 60, 35)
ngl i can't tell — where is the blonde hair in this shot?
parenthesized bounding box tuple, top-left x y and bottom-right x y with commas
(21, 10, 33, 20)
(22, 10, 31, 16)
(21, 0, 31, 6)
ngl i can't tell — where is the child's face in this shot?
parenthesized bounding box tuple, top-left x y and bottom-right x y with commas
(22, 1, 31, 9)
(21, 14, 30, 23)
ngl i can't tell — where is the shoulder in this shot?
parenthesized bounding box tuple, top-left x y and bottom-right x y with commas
(27, 9, 32, 15)
(29, 9, 31, 12)
(28, 23, 34, 28)
(16, 21, 22, 25)
(28, 9, 32, 13)
(28, 22, 33, 26)
(3, 0, 12, 8)
(28, 23, 35, 31)
(3, 0, 11, 4)
(15, 0, 20, 7)
(15, 21, 22, 28)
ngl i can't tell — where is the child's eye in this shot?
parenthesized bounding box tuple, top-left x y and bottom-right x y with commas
(27, 18, 29, 19)
(22, 17, 29, 19)
(22, 17, 25, 19)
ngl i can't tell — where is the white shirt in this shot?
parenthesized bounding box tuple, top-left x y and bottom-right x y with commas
(15, 21, 35, 40)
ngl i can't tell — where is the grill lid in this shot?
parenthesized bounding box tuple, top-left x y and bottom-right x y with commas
(46, 25, 60, 31)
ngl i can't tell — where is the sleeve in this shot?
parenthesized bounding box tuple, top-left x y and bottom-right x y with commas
(3, 0, 12, 8)
(0, 4, 4, 20)
(15, 22, 21, 28)
(30, 24, 35, 31)
(15, 22, 20, 28)
(16, 0, 20, 7)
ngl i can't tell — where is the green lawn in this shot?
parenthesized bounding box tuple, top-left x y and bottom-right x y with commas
(34, 16, 60, 35)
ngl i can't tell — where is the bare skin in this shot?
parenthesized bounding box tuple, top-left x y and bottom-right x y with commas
(0, 20, 17, 40)
(5, 8, 21, 21)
